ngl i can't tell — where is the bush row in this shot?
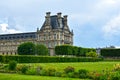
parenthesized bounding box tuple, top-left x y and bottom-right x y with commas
(101, 48, 120, 57)
(55, 45, 96, 56)
(0, 55, 103, 63)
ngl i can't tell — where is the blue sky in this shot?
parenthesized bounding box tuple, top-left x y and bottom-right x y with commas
(0, 0, 120, 48)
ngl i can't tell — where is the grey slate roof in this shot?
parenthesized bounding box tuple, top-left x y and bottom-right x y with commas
(41, 15, 64, 30)
(0, 32, 36, 40)
(50, 16, 64, 29)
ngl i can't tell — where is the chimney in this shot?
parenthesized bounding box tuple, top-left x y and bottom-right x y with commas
(46, 12, 51, 17)
(57, 12, 62, 18)
(45, 12, 51, 25)
(57, 12, 63, 28)
(63, 15, 68, 26)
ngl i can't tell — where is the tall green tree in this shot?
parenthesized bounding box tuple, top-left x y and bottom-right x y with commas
(17, 42, 35, 55)
(35, 44, 49, 55)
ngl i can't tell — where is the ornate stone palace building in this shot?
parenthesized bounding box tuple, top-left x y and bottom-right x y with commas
(0, 12, 73, 56)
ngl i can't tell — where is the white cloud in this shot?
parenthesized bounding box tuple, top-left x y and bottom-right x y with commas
(0, 23, 8, 31)
(7, 29, 22, 33)
(116, 46, 120, 48)
(0, 23, 22, 34)
(102, 14, 120, 37)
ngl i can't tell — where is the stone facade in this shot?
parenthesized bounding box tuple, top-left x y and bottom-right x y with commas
(0, 12, 73, 56)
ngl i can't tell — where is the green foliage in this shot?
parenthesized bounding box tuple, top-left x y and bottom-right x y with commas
(55, 72, 62, 77)
(20, 65, 29, 74)
(55, 44, 73, 55)
(1, 62, 120, 80)
(0, 64, 9, 71)
(101, 48, 120, 57)
(35, 44, 49, 55)
(8, 60, 17, 70)
(67, 72, 77, 78)
(79, 48, 96, 57)
(86, 51, 98, 57)
(0, 55, 103, 63)
(78, 69, 89, 78)
(47, 68, 56, 76)
(0, 73, 81, 80)
(17, 42, 36, 55)
(55, 45, 96, 57)
(110, 72, 120, 80)
(64, 66, 75, 73)
(40, 69, 48, 76)
(113, 64, 120, 71)
(26, 68, 36, 75)
(72, 46, 78, 55)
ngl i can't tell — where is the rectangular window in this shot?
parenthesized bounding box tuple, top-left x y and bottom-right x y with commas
(54, 34, 56, 39)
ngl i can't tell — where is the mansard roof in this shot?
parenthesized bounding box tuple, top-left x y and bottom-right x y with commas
(50, 15, 64, 29)
(39, 12, 72, 32)
(0, 32, 36, 40)
(40, 15, 65, 30)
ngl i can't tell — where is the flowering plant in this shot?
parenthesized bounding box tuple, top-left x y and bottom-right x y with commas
(114, 64, 120, 71)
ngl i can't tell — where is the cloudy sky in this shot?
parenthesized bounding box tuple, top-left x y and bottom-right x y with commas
(0, 0, 120, 48)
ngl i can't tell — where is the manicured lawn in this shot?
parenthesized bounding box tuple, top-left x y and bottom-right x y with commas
(0, 62, 119, 80)
(24, 62, 120, 72)
(0, 73, 84, 80)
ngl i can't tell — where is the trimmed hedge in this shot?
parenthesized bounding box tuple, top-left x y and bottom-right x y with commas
(0, 55, 103, 63)
(55, 45, 73, 55)
(101, 49, 120, 57)
(78, 47, 96, 56)
(55, 45, 96, 57)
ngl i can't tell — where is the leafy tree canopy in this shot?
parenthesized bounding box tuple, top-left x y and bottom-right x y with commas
(35, 44, 49, 55)
(17, 42, 35, 55)
(17, 42, 49, 55)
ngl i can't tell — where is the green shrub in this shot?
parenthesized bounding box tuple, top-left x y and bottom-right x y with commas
(101, 48, 120, 57)
(55, 44, 73, 55)
(26, 68, 36, 75)
(111, 72, 120, 80)
(86, 51, 98, 57)
(46, 68, 56, 76)
(67, 72, 75, 78)
(72, 46, 79, 55)
(20, 65, 29, 74)
(78, 48, 96, 57)
(17, 42, 36, 55)
(40, 69, 48, 76)
(78, 69, 89, 78)
(35, 66, 43, 75)
(55, 45, 96, 57)
(113, 64, 120, 71)
(66, 72, 79, 78)
(35, 44, 49, 55)
(55, 72, 62, 77)
(0, 55, 103, 63)
(64, 66, 75, 73)
(8, 60, 17, 70)
(0, 64, 9, 70)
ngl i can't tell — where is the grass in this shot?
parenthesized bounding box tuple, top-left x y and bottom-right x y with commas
(24, 62, 120, 73)
(0, 61, 119, 80)
(0, 73, 84, 80)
